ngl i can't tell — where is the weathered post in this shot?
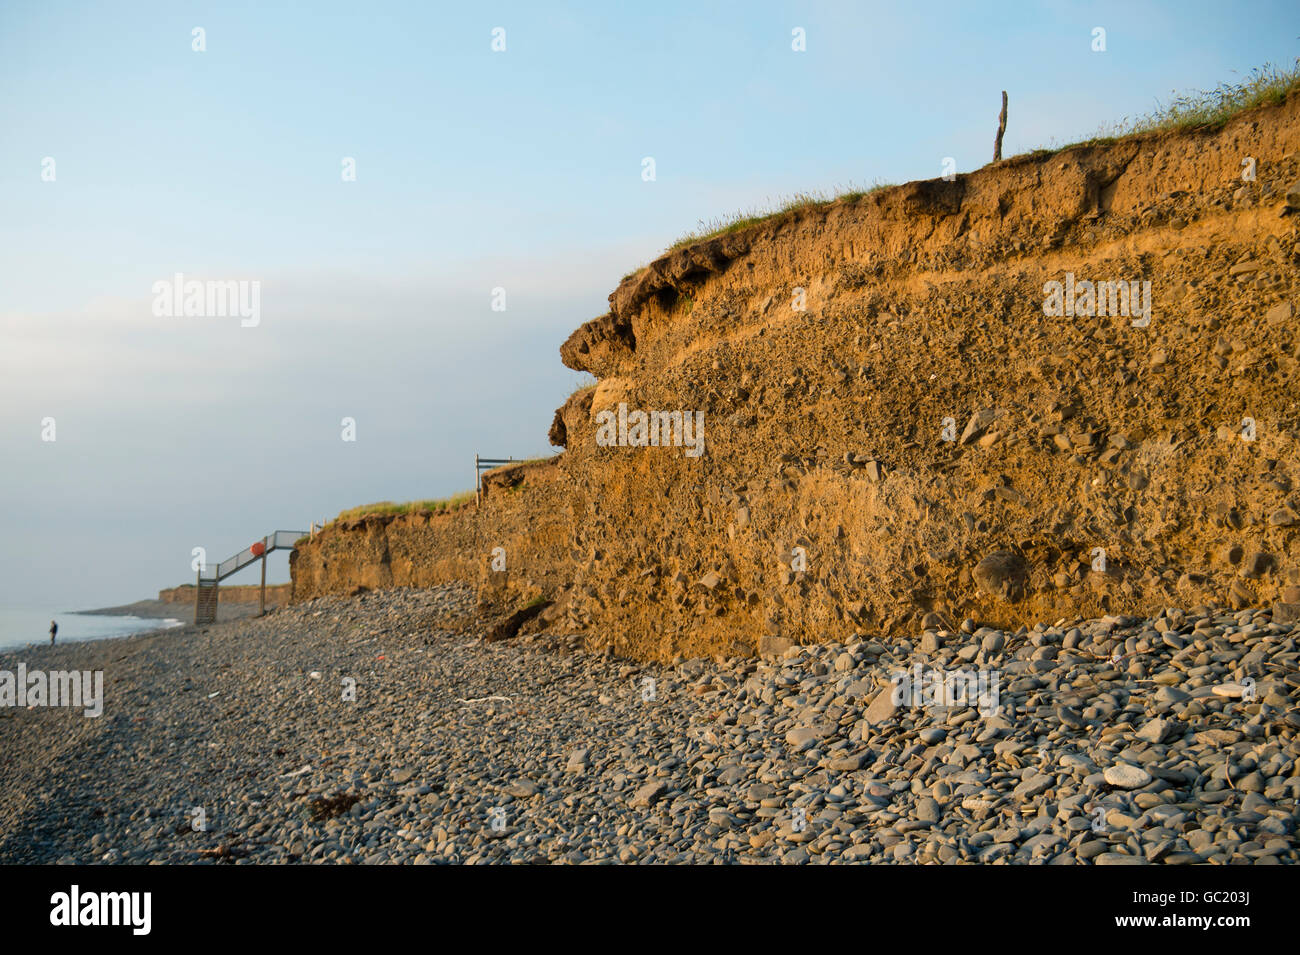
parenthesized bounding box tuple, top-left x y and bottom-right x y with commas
(994, 90, 1008, 162)
(259, 539, 267, 616)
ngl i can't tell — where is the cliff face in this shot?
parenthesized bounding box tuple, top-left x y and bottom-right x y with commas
(290, 460, 574, 612)
(293, 92, 1300, 660)
(159, 583, 292, 606)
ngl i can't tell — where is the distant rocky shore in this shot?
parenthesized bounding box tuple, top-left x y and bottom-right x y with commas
(77, 596, 271, 623)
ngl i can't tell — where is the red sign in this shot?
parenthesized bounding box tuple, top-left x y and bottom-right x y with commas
(251, 541, 266, 557)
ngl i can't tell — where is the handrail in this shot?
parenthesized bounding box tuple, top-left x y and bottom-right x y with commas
(194, 529, 305, 624)
(198, 530, 307, 582)
(475, 453, 518, 504)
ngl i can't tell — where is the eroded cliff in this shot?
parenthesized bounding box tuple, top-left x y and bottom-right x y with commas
(293, 91, 1300, 661)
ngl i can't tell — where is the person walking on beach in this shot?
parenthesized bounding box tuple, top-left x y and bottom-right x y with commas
(49, 620, 57, 645)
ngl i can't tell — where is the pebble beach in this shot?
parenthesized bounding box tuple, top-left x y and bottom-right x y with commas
(0, 584, 1295, 864)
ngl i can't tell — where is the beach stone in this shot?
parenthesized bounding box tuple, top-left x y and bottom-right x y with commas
(716, 763, 746, 785)
(1238, 772, 1266, 793)
(914, 797, 942, 823)
(506, 779, 540, 798)
(566, 748, 592, 774)
(864, 688, 898, 724)
(1094, 852, 1144, 865)
(1104, 765, 1152, 789)
(827, 753, 865, 772)
(786, 726, 820, 749)
(1057, 705, 1085, 729)
(1153, 686, 1191, 707)
(630, 781, 667, 808)
(1013, 774, 1053, 800)
(1136, 718, 1179, 744)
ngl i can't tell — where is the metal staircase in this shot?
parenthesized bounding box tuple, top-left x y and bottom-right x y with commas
(195, 530, 306, 625)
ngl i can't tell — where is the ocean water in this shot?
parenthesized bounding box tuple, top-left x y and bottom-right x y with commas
(0, 608, 183, 652)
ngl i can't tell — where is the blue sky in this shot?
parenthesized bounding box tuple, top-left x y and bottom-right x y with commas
(1, 0, 1296, 608)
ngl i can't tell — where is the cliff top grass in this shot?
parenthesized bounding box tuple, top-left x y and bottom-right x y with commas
(330, 456, 560, 525)
(493, 455, 557, 469)
(335, 492, 475, 523)
(1025, 60, 1300, 157)
(665, 180, 894, 253)
(1119, 60, 1300, 133)
(658, 59, 1300, 256)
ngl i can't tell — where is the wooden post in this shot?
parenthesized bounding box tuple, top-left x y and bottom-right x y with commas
(993, 90, 1008, 162)
(475, 453, 480, 506)
(259, 543, 267, 616)
(194, 567, 201, 625)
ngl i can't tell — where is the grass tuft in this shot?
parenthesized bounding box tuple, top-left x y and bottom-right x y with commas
(567, 372, 598, 398)
(334, 493, 476, 522)
(1023, 60, 1300, 158)
(668, 179, 895, 251)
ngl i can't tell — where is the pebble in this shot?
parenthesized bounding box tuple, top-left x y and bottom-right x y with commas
(1104, 765, 1153, 790)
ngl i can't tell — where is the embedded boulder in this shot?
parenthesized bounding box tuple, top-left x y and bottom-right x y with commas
(973, 550, 1029, 603)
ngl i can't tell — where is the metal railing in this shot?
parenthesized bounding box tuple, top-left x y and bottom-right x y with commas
(199, 530, 306, 582)
(475, 454, 517, 504)
(195, 530, 306, 626)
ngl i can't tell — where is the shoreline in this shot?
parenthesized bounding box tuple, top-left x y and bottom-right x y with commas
(1, 596, 273, 654)
(0, 583, 1295, 865)
(0, 607, 189, 655)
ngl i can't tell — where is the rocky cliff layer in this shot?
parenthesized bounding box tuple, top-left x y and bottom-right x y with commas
(159, 583, 293, 606)
(290, 460, 574, 619)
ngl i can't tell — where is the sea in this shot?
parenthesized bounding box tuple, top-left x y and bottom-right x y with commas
(0, 608, 183, 653)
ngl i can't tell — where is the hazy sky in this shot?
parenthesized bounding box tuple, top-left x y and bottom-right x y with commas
(1, 0, 1295, 608)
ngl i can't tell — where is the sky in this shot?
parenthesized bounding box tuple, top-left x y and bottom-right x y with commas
(1, 0, 1296, 608)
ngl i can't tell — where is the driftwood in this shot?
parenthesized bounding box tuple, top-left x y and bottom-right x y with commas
(993, 90, 1008, 162)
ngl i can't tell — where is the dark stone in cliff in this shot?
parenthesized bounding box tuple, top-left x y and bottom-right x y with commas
(485, 600, 552, 642)
(900, 177, 966, 217)
(549, 407, 567, 448)
(973, 550, 1029, 603)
